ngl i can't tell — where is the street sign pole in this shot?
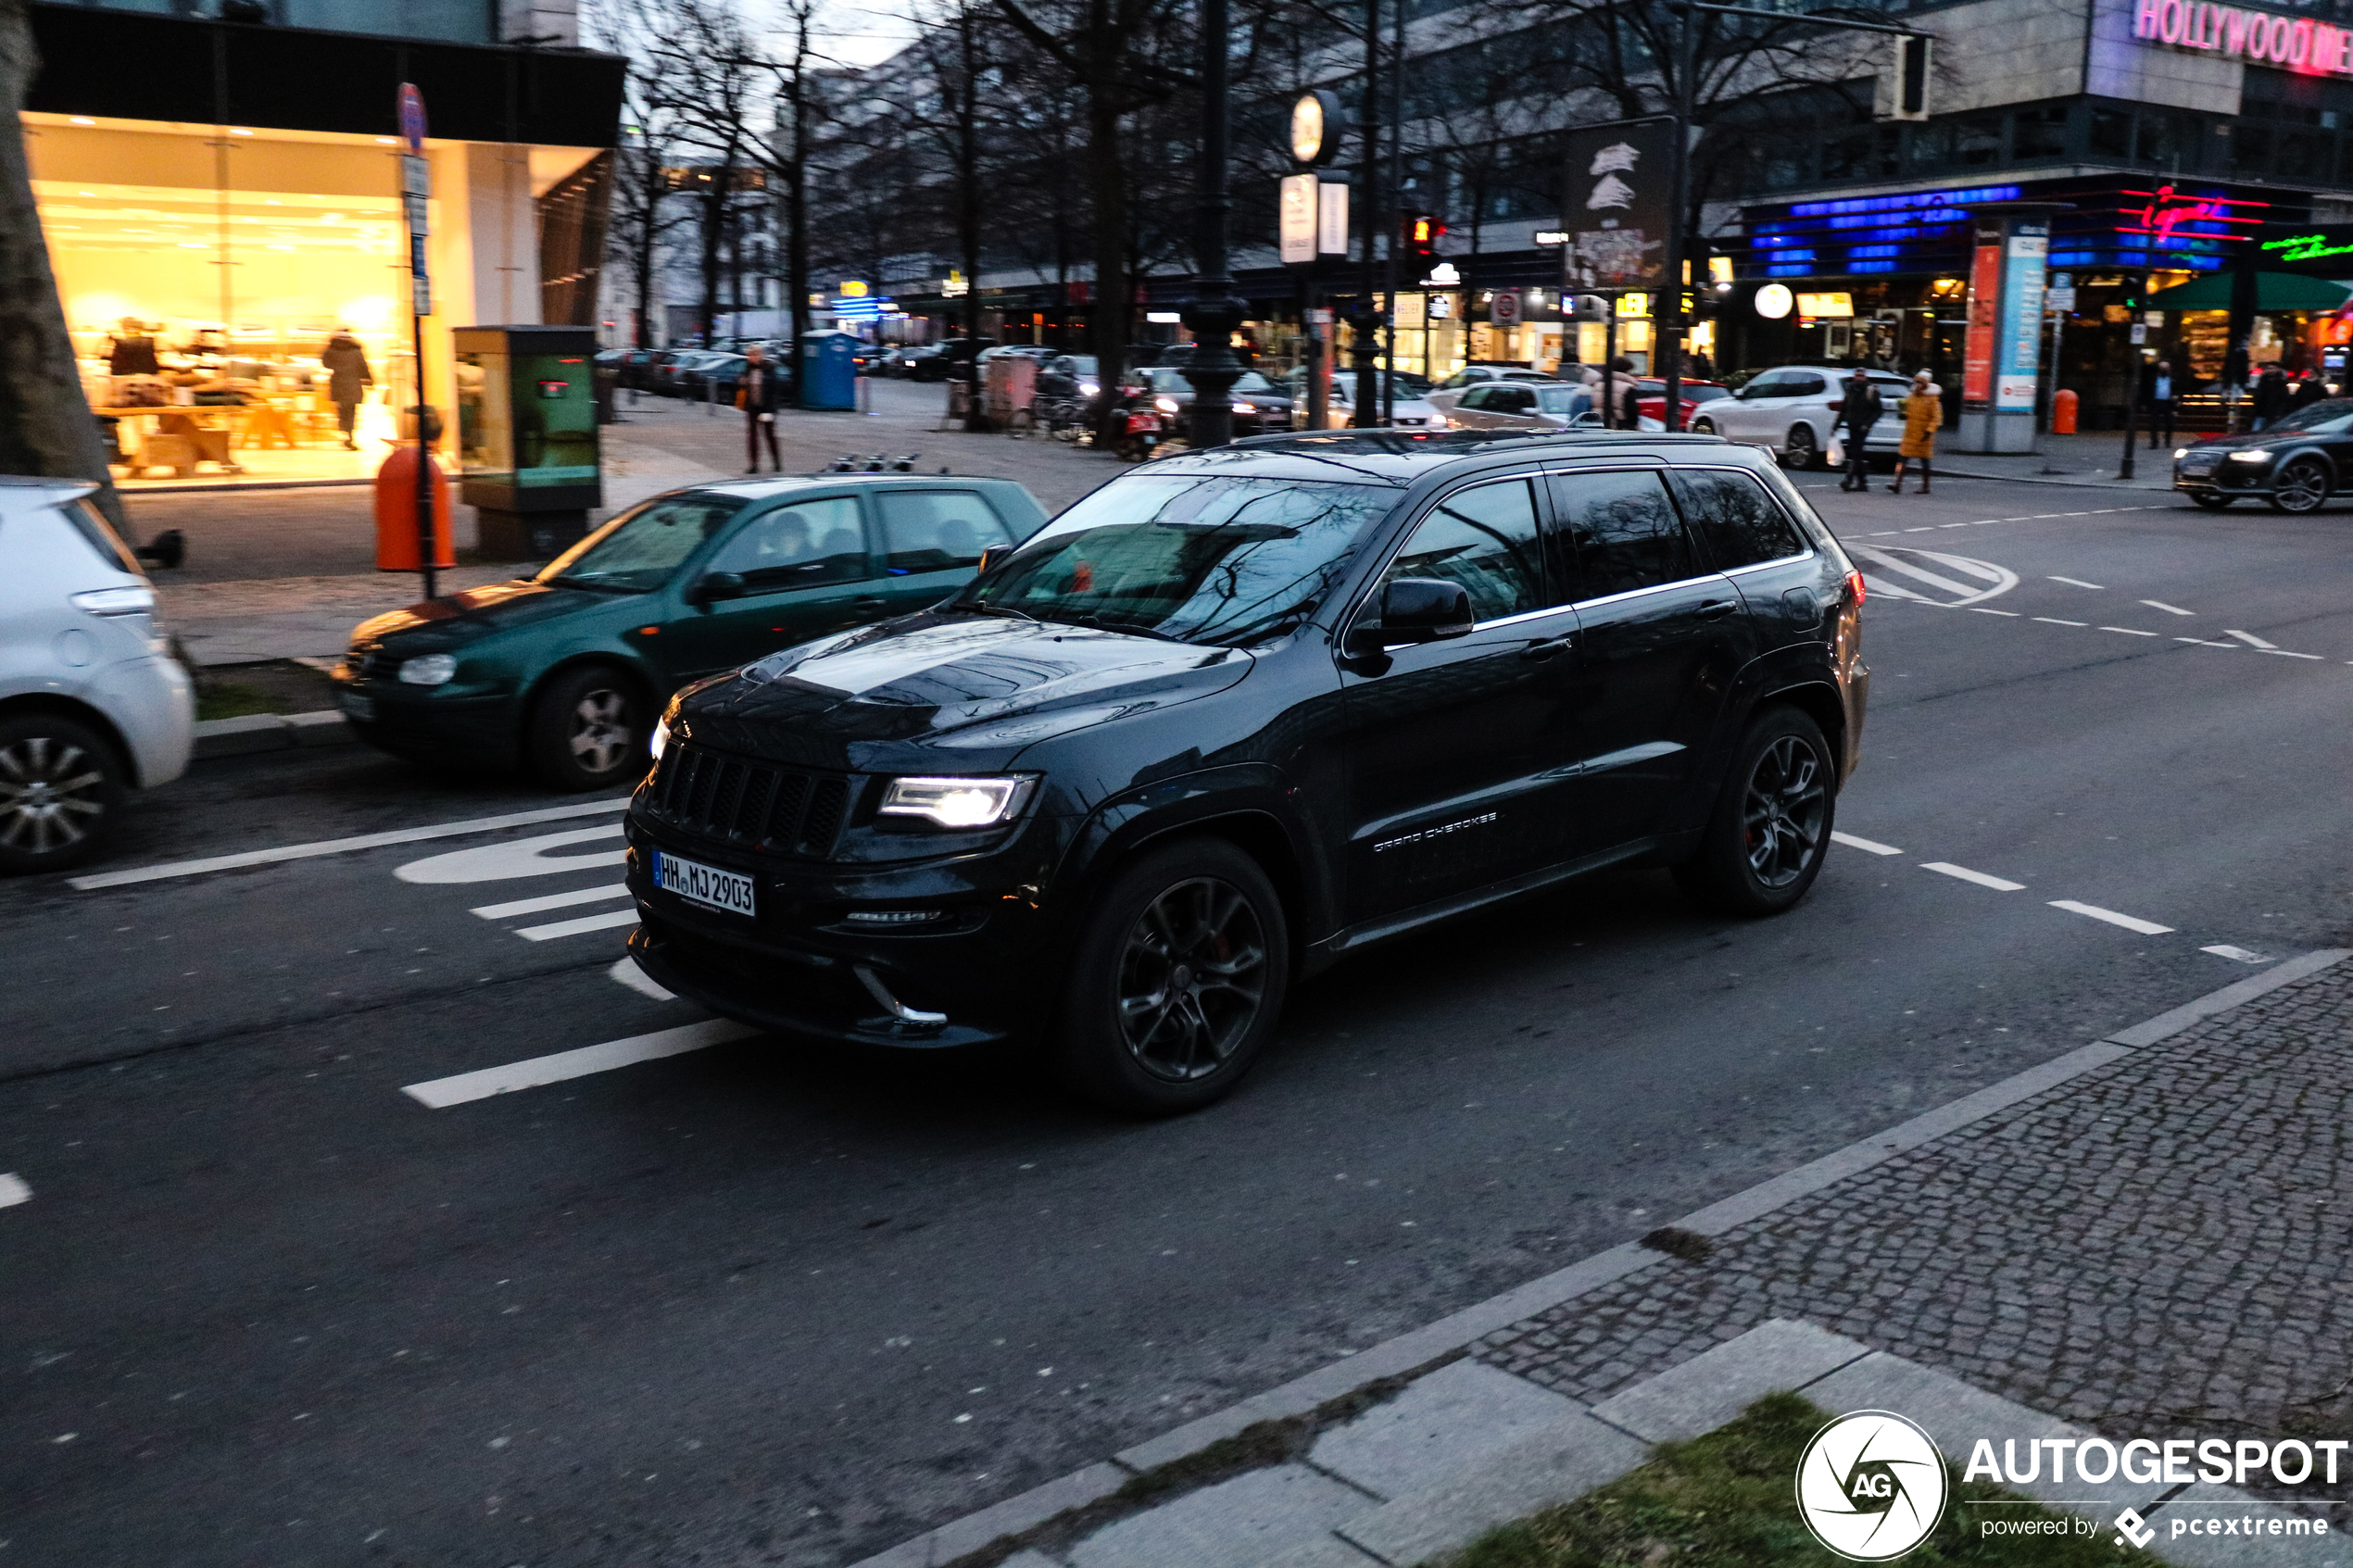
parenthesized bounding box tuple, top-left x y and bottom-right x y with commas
(399, 83, 436, 601)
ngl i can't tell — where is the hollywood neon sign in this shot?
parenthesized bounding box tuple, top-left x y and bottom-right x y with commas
(2134, 0, 2353, 76)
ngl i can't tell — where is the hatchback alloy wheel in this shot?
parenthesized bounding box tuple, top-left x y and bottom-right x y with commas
(1116, 876, 1269, 1082)
(1743, 734, 1828, 889)
(0, 735, 106, 858)
(570, 687, 632, 776)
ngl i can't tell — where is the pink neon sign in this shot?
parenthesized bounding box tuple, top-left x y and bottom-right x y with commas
(2133, 0, 2353, 77)
(2116, 184, 2268, 243)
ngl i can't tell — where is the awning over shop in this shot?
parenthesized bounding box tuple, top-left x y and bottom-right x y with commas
(2147, 272, 2353, 311)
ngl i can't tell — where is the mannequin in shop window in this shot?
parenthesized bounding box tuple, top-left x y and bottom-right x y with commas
(107, 318, 160, 377)
(321, 329, 373, 450)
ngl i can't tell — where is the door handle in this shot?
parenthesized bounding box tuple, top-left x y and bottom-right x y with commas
(852, 596, 887, 609)
(1696, 599, 1739, 621)
(1520, 632, 1577, 659)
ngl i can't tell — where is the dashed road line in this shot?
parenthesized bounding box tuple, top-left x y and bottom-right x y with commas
(470, 883, 632, 920)
(2260, 649, 2325, 660)
(70, 797, 634, 891)
(609, 957, 676, 1001)
(2099, 626, 2160, 636)
(402, 1018, 758, 1109)
(516, 909, 640, 943)
(0, 1173, 29, 1209)
(2176, 637, 2239, 649)
(2049, 900, 2174, 935)
(2224, 629, 2276, 648)
(1921, 861, 2026, 892)
(1969, 608, 2020, 616)
(2050, 576, 2106, 589)
(1831, 831, 1904, 856)
(2033, 617, 2088, 626)
(2143, 600, 2196, 616)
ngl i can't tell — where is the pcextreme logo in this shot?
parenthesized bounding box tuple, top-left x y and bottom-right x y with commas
(1796, 1411, 1951, 1561)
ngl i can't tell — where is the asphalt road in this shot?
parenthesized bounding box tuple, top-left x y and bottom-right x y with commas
(5, 474, 2350, 1568)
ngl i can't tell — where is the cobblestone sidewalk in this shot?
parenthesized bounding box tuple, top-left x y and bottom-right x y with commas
(1478, 958, 2353, 1488)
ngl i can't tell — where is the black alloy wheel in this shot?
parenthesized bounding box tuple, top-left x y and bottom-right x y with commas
(1674, 706, 1835, 917)
(526, 664, 648, 792)
(2269, 457, 2332, 514)
(1780, 424, 1822, 470)
(2189, 492, 2234, 509)
(0, 714, 125, 874)
(1058, 837, 1290, 1114)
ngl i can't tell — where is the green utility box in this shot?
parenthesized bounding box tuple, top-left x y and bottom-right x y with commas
(454, 325, 603, 559)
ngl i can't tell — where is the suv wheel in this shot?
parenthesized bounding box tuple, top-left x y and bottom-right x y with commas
(1057, 837, 1290, 1115)
(0, 713, 125, 874)
(526, 665, 648, 792)
(2269, 456, 2331, 514)
(1674, 707, 1835, 917)
(1780, 424, 1822, 470)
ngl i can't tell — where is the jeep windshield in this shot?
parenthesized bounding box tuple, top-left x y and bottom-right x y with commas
(953, 474, 1395, 647)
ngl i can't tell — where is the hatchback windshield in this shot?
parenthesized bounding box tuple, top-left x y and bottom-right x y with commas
(957, 475, 1394, 646)
(535, 493, 750, 592)
(2264, 397, 2353, 434)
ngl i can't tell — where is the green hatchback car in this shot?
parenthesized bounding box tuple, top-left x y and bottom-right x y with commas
(333, 474, 1049, 789)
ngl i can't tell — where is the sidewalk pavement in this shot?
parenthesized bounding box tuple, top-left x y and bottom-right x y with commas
(142, 379, 1122, 667)
(1932, 430, 2181, 491)
(851, 950, 2353, 1568)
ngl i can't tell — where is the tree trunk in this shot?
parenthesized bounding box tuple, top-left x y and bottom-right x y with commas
(1085, 89, 1127, 383)
(0, 0, 125, 528)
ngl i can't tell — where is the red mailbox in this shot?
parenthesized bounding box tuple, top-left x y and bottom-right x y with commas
(374, 444, 455, 571)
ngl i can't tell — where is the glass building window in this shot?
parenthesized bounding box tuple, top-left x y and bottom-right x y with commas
(2091, 109, 2133, 159)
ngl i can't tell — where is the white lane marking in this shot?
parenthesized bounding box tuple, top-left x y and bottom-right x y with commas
(2099, 626, 2159, 636)
(516, 908, 640, 942)
(1905, 526, 1936, 533)
(402, 1019, 757, 1109)
(2143, 600, 2196, 616)
(1921, 861, 2026, 891)
(1939, 521, 1972, 528)
(2176, 637, 2239, 649)
(2033, 617, 2088, 626)
(1859, 575, 1931, 601)
(0, 1173, 29, 1209)
(2202, 944, 2271, 963)
(1866, 530, 1900, 536)
(1831, 831, 1904, 856)
(69, 797, 633, 891)
(2224, 629, 2276, 648)
(1844, 544, 2018, 605)
(471, 883, 631, 920)
(1969, 608, 2020, 616)
(609, 957, 675, 1001)
(2049, 899, 2174, 935)
(2049, 576, 2106, 589)
(2259, 648, 2325, 660)
(396, 826, 624, 885)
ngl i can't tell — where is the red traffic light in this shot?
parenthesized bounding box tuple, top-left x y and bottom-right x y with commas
(1402, 213, 1445, 257)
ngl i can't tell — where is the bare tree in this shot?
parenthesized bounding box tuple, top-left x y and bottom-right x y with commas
(0, 0, 123, 525)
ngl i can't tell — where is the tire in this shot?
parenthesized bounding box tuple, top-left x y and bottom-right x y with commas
(2189, 492, 2234, 509)
(2268, 457, 2331, 513)
(1691, 417, 1717, 436)
(525, 664, 650, 793)
(0, 712, 126, 875)
(1056, 836, 1290, 1115)
(1780, 423, 1822, 470)
(1673, 706, 1836, 918)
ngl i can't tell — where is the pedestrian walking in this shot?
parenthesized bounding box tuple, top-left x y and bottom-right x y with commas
(2252, 365, 2289, 432)
(738, 344, 785, 473)
(1889, 370, 1938, 494)
(2291, 370, 2329, 411)
(1831, 366, 1884, 492)
(321, 328, 372, 450)
(2143, 359, 2176, 449)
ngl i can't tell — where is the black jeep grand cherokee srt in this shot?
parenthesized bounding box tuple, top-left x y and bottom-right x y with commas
(624, 428, 1869, 1113)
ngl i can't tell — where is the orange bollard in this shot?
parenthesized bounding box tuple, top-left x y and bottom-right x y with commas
(374, 444, 455, 571)
(2051, 387, 2079, 435)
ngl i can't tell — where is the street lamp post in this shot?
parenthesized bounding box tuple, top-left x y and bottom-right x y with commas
(1181, 0, 1244, 447)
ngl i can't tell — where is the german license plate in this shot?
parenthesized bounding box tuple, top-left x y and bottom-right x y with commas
(652, 849, 756, 917)
(338, 692, 374, 722)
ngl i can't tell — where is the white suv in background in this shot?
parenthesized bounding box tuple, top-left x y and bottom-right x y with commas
(0, 478, 191, 873)
(1696, 365, 1912, 469)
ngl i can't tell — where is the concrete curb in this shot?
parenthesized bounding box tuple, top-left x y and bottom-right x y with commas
(1931, 464, 2175, 493)
(847, 949, 2351, 1568)
(192, 709, 354, 759)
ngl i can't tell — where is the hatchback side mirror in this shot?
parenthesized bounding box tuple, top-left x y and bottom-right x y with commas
(1347, 577, 1474, 655)
(686, 570, 746, 606)
(975, 543, 1014, 576)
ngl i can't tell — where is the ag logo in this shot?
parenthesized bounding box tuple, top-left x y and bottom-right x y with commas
(1795, 1410, 1949, 1561)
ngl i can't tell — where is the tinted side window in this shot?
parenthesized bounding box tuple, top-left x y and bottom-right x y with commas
(1456, 386, 1491, 410)
(1551, 470, 1697, 599)
(875, 489, 1013, 574)
(1670, 469, 1807, 571)
(703, 495, 870, 589)
(1784, 374, 1828, 397)
(1385, 478, 1547, 621)
(1493, 387, 1536, 414)
(1742, 373, 1788, 398)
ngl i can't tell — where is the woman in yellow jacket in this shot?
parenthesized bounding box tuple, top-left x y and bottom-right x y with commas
(1889, 371, 1940, 494)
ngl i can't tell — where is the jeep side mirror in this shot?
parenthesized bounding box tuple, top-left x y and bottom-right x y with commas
(686, 571, 746, 606)
(1347, 577, 1475, 655)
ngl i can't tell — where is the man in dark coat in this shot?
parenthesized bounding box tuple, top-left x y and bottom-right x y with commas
(321, 329, 371, 450)
(2251, 364, 2289, 432)
(1832, 366, 1884, 492)
(739, 343, 786, 473)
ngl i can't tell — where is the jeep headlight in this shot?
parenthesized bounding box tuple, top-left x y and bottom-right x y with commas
(650, 714, 671, 760)
(877, 775, 1035, 828)
(397, 653, 458, 685)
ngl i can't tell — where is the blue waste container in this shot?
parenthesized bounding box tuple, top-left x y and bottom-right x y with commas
(799, 332, 859, 410)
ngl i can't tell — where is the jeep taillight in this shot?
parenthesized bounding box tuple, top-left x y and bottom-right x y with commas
(1845, 569, 1866, 607)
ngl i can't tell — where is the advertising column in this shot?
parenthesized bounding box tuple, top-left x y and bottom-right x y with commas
(1957, 208, 2054, 453)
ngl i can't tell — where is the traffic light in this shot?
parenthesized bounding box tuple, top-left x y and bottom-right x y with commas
(1887, 34, 1931, 120)
(1403, 213, 1444, 258)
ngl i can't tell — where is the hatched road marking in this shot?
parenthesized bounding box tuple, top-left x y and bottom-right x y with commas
(1845, 544, 2019, 607)
(402, 1019, 757, 1109)
(516, 909, 641, 942)
(0, 1173, 29, 1210)
(471, 883, 632, 920)
(2142, 600, 2196, 616)
(2225, 629, 2277, 648)
(2049, 576, 2106, 589)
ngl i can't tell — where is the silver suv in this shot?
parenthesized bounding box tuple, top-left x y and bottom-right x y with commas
(0, 479, 192, 872)
(1696, 366, 1911, 469)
